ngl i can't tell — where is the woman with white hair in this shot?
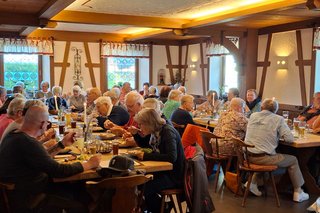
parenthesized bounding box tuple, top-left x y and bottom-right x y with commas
(146, 86, 159, 99)
(47, 86, 68, 114)
(69, 85, 86, 112)
(95, 96, 130, 129)
(162, 89, 182, 119)
(131, 108, 185, 213)
(0, 98, 26, 138)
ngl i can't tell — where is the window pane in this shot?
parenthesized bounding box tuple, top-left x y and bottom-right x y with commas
(224, 55, 238, 91)
(107, 57, 136, 89)
(4, 54, 39, 91)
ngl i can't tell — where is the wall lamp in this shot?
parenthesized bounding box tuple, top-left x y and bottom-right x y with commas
(276, 56, 288, 69)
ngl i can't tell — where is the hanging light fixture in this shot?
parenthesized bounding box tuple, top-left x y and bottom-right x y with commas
(206, 31, 229, 57)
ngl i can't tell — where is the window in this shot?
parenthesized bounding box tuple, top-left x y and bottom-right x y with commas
(3, 54, 39, 91)
(107, 57, 136, 89)
(223, 54, 238, 91)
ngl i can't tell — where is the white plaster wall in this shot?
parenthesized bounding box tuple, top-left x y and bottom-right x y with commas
(257, 29, 313, 105)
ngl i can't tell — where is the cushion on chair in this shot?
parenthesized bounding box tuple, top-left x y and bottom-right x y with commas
(240, 161, 278, 172)
(181, 124, 209, 148)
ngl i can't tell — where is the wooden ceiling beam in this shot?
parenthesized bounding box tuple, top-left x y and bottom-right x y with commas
(51, 10, 189, 29)
(125, 29, 171, 41)
(28, 29, 127, 42)
(0, 12, 39, 26)
(39, 0, 77, 19)
(182, 0, 305, 28)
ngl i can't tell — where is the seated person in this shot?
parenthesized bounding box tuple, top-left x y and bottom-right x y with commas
(245, 89, 261, 117)
(146, 86, 159, 99)
(0, 97, 25, 138)
(178, 86, 186, 95)
(0, 105, 101, 212)
(47, 86, 68, 115)
(86, 87, 101, 115)
(213, 98, 248, 155)
(0, 86, 7, 107)
(69, 85, 86, 112)
(245, 99, 309, 202)
(131, 108, 185, 213)
(162, 89, 182, 119)
(103, 87, 124, 108)
(95, 96, 129, 129)
(35, 81, 53, 101)
(171, 94, 195, 136)
(197, 90, 222, 113)
(139, 82, 149, 98)
(158, 85, 172, 104)
(298, 92, 320, 130)
(223, 87, 239, 109)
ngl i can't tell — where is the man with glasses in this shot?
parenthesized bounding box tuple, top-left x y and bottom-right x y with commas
(0, 105, 101, 212)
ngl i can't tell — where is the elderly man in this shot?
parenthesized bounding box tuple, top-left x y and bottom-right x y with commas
(86, 87, 101, 114)
(197, 90, 222, 113)
(35, 81, 53, 100)
(0, 105, 101, 212)
(95, 96, 129, 129)
(103, 87, 124, 108)
(223, 87, 240, 109)
(298, 92, 320, 130)
(213, 97, 247, 155)
(245, 99, 309, 202)
(47, 86, 68, 115)
(119, 82, 132, 105)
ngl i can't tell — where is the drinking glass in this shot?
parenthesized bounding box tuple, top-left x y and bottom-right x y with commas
(282, 111, 289, 119)
(112, 141, 119, 155)
(299, 121, 306, 139)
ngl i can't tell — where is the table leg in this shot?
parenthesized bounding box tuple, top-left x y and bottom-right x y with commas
(296, 148, 320, 195)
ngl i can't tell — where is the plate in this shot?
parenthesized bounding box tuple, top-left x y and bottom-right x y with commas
(98, 133, 116, 140)
(113, 139, 133, 148)
(92, 126, 104, 132)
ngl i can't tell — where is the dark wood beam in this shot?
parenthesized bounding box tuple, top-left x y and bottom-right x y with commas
(258, 17, 320, 35)
(296, 30, 307, 106)
(258, 33, 272, 97)
(0, 13, 39, 26)
(39, 0, 77, 19)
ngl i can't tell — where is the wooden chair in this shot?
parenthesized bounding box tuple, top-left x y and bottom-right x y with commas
(172, 121, 186, 136)
(160, 188, 184, 213)
(0, 182, 14, 213)
(86, 174, 153, 213)
(231, 137, 280, 207)
(200, 130, 232, 192)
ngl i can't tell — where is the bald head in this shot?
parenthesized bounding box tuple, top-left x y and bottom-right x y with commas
(22, 106, 49, 137)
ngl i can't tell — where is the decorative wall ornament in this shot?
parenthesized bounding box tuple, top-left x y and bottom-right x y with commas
(71, 47, 83, 81)
(158, 68, 166, 85)
(0, 38, 53, 54)
(313, 27, 320, 50)
(101, 42, 150, 58)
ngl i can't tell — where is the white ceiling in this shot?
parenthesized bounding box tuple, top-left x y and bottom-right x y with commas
(48, 22, 128, 33)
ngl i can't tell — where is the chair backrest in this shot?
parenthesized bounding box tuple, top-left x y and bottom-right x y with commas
(87, 174, 153, 213)
(181, 124, 209, 149)
(199, 130, 224, 158)
(0, 182, 15, 213)
(231, 137, 255, 169)
(172, 121, 186, 136)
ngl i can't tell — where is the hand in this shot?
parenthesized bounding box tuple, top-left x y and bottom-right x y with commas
(37, 128, 56, 143)
(87, 154, 102, 169)
(42, 139, 57, 149)
(110, 126, 125, 137)
(127, 126, 140, 135)
(135, 150, 144, 160)
(124, 137, 137, 147)
(61, 132, 76, 146)
(122, 131, 132, 139)
(104, 120, 115, 129)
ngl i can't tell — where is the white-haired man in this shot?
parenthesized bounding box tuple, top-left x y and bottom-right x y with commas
(245, 99, 309, 202)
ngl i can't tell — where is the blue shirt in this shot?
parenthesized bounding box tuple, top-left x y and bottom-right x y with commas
(245, 110, 294, 155)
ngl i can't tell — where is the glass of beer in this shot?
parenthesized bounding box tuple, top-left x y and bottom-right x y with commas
(112, 141, 119, 155)
(58, 121, 65, 136)
(299, 121, 306, 139)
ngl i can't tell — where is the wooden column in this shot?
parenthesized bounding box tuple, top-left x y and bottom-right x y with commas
(295, 30, 307, 106)
(55, 41, 71, 87)
(182, 45, 189, 86)
(100, 42, 106, 92)
(0, 55, 4, 85)
(38, 55, 43, 89)
(165, 45, 175, 84)
(149, 44, 153, 85)
(258, 33, 272, 97)
(84, 42, 97, 87)
(135, 59, 139, 90)
(310, 28, 316, 104)
(199, 42, 206, 96)
(50, 55, 55, 87)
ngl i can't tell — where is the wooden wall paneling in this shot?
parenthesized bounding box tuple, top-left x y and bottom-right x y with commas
(50, 56, 54, 88)
(310, 28, 316, 104)
(0, 55, 4, 85)
(55, 41, 71, 87)
(295, 30, 307, 106)
(135, 59, 139, 90)
(149, 44, 153, 85)
(258, 33, 272, 97)
(165, 45, 175, 85)
(99, 42, 106, 92)
(83, 42, 97, 88)
(199, 42, 206, 96)
(178, 45, 182, 77)
(38, 55, 43, 89)
(182, 45, 189, 86)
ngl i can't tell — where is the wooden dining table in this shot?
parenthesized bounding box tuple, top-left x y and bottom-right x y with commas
(280, 132, 320, 194)
(193, 117, 218, 128)
(53, 148, 173, 183)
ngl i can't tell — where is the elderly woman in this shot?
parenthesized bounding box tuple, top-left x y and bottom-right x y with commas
(0, 97, 26, 138)
(146, 86, 159, 99)
(171, 94, 195, 136)
(223, 87, 240, 110)
(162, 89, 182, 119)
(213, 97, 248, 155)
(95, 96, 129, 129)
(298, 92, 320, 130)
(245, 89, 261, 117)
(132, 108, 185, 213)
(47, 86, 68, 115)
(69, 85, 86, 112)
(197, 90, 222, 113)
(35, 81, 53, 100)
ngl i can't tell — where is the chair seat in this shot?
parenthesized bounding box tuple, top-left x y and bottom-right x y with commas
(240, 162, 278, 172)
(160, 188, 184, 196)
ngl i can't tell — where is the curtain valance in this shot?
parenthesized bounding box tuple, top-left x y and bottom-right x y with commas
(0, 38, 53, 55)
(206, 41, 229, 57)
(101, 42, 150, 58)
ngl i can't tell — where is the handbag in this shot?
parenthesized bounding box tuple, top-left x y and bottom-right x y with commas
(225, 171, 242, 195)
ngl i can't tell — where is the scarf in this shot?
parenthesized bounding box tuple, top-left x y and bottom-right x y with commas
(246, 97, 261, 111)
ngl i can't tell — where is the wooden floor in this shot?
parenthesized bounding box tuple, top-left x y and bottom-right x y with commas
(208, 174, 317, 213)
